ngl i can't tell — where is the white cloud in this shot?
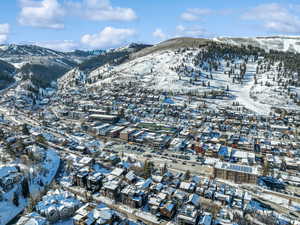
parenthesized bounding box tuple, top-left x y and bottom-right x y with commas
(181, 12, 199, 22)
(0, 23, 10, 44)
(35, 40, 78, 51)
(0, 24, 9, 34)
(175, 25, 208, 37)
(67, 0, 137, 22)
(18, 0, 136, 30)
(152, 28, 166, 40)
(81, 26, 136, 49)
(18, 0, 65, 29)
(181, 8, 213, 21)
(242, 3, 300, 33)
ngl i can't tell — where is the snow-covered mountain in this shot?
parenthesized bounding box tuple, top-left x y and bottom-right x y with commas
(0, 44, 107, 90)
(0, 44, 110, 109)
(59, 38, 211, 89)
(214, 36, 300, 53)
(57, 37, 300, 114)
(130, 38, 210, 60)
(58, 38, 240, 97)
(0, 44, 91, 68)
(58, 38, 228, 92)
(0, 59, 16, 89)
(59, 43, 151, 89)
(2, 37, 300, 113)
(0, 42, 151, 109)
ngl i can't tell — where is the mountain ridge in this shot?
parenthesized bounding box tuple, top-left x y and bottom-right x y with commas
(214, 36, 300, 53)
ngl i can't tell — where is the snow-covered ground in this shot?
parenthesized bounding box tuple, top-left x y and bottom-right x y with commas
(214, 36, 300, 53)
(236, 82, 270, 115)
(87, 49, 208, 92)
(0, 149, 60, 224)
(29, 149, 60, 195)
(257, 192, 300, 213)
(233, 63, 271, 115)
(0, 185, 27, 225)
(250, 65, 300, 111)
(10, 62, 27, 69)
(54, 219, 74, 225)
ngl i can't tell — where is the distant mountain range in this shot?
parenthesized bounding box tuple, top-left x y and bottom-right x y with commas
(214, 36, 300, 53)
(0, 44, 113, 89)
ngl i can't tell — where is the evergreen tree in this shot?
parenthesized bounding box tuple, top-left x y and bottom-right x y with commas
(143, 160, 153, 178)
(263, 161, 270, 176)
(22, 177, 30, 198)
(184, 170, 191, 180)
(13, 192, 19, 207)
(280, 159, 287, 171)
(0, 129, 4, 140)
(162, 163, 167, 175)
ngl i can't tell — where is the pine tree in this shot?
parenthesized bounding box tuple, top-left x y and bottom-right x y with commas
(280, 159, 287, 171)
(0, 129, 4, 140)
(263, 161, 270, 176)
(143, 160, 153, 178)
(161, 163, 167, 175)
(66, 159, 73, 173)
(13, 192, 19, 207)
(22, 177, 30, 198)
(184, 170, 191, 180)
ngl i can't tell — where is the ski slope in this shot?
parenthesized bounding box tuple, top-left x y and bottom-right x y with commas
(59, 44, 300, 115)
(233, 63, 271, 115)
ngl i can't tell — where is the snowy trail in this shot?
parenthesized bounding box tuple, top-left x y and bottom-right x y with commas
(234, 63, 271, 115)
(236, 83, 271, 115)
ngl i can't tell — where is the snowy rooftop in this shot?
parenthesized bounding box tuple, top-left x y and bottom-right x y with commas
(215, 162, 259, 175)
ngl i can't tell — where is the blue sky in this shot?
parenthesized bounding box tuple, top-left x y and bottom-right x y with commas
(1, 0, 300, 51)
